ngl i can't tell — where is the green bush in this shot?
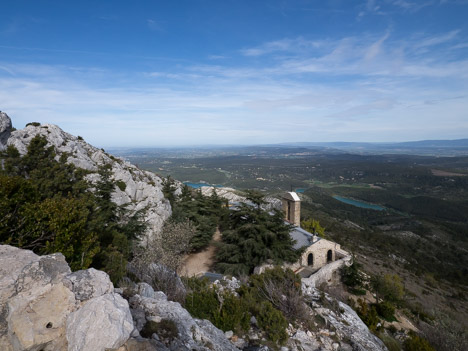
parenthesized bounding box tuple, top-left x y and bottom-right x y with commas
(256, 301, 288, 345)
(249, 267, 306, 322)
(212, 291, 251, 332)
(376, 301, 396, 321)
(356, 299, 380, 332)
(116, 180, 127, 192)
(341, 257, 363, 290)
(140, 319, 178, 341)
(184, 278, 250, 334)
(26, 122, 41, 127)
(379, 333, 401, 351)
(403, 332, 435, 351)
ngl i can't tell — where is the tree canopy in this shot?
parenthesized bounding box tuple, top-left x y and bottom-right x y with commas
(0, 135, 146, 282)
(216, 192, 302, 275)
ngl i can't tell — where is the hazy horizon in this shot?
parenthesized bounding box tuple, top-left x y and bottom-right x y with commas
(1, 1, 468, 148)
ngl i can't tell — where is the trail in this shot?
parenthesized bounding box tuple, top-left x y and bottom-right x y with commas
(179, 229, 221, 277)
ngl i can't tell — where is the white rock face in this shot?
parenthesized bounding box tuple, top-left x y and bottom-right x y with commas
(66, 293, 134, 351)
(4, 114, 172, 241)
(199, 186, 281, 210)
(129, 293, 240, 351)
(301, 287, 388, 351)
(63, 268, 114, 302)
(0, 245, 134, 351)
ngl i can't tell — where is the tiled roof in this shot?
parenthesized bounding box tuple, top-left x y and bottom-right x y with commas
(290, 226, 319, 250)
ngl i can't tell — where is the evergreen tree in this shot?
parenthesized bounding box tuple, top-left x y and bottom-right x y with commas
(0, 135, 146, 282)
(216, 195, 302, 275)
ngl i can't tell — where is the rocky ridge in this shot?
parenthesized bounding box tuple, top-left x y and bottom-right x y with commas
(0, 245, 240, 351)
(0, 112, 172, 241)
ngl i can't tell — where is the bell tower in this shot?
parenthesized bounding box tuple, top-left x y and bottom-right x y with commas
(282, 192, 301, 226)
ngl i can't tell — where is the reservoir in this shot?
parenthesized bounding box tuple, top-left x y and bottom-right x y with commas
(333, 195, 385, 211)
(184, 182, 222, 189)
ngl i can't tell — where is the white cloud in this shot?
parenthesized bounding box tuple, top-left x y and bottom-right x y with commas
(1, 29, 467, 145)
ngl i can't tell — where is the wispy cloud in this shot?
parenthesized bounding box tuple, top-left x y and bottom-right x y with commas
(241, 37, 322, 57)
(1, 28, 467, 145)
(146, 19, 164, 32)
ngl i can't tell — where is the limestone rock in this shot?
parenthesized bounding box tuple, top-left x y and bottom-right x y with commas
(135, 282, 156, 299)
(129, 294, 240, 351)
(63, 268, 114, 302)
(118, 337, 165, 351)
(199, 186, 281, 210)
(66, 293, 134, 351)
(7, 282, 75, 351)
(0, 246, 75, 351)
(0, 245, 136, 351)
(0, 111, 12, 150)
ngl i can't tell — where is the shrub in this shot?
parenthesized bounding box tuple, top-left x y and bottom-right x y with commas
(26, 122, 41, 127)
(185, 278, 250, 333)
(376, 301, 396, 321)
(356, 299, 380, 332)
(403, 332, 435, 351)
(249, 267, 306, 322)
(212, 291, 251, 332)
(256, 301, 288, 345)
(379, 333, 401, 351)
(116, 180, 126, 192)
(140, 319, 178, 341)
(341, 256, 364, 291)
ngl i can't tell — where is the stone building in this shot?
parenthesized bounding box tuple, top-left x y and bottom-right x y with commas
(283, 192, 349, 277)
(288, 226, 349, 276)
(282, 191, 301, 226)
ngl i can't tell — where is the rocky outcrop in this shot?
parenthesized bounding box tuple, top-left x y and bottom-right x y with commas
(300, 287, 388, 351)
(0, 112, 172, 241)
(128, 283, 240, 351)
(0, 245, 242, 351)
(66, 293, 134, 351)
(199, 186, 282, 210)
(0, 111, 12, 150)
(0, 245, 134, 351)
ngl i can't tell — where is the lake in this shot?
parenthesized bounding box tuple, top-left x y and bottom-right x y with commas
(184, 182, 223, 189)
(333, 195, 385, 211)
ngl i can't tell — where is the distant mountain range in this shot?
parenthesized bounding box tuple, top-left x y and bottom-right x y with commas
(277, 138, 468, 148)
(270, 139, 468, 156)
(108, 139, 468, 158)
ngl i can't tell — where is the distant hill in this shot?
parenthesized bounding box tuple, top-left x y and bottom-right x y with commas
(273, 139, 468, 156)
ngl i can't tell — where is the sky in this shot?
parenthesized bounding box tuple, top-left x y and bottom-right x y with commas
(1, 0, 468, 147)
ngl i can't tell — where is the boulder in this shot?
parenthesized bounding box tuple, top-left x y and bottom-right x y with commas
(7, 283, 75, 351)
(63, 268, 114, 302)
(129, 294, 240, 351)
(0, 245, 135, 351)
(66, 293, 134, 351)
(0, 246, 74, 351)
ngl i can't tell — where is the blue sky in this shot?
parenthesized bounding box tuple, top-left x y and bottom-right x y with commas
(1, 0, 467, 147)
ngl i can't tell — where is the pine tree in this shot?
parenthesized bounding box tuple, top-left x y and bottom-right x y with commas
(216, 195, 302, 275)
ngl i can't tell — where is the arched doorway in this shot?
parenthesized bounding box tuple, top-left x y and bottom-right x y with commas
(327, 250, 333, 262)
(307, 253, 314, 266)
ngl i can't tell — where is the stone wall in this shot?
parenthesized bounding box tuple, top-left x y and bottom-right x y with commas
(302, 255, 352, 289)
(300, 238, 342, 269)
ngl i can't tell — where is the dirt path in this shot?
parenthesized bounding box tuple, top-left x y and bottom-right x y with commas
(179, 229, 221, 277)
